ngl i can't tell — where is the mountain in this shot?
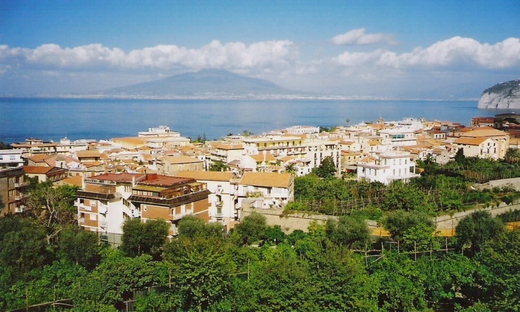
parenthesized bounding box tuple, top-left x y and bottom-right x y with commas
(94, 69, 302, 98)
(478, 79, 520, 109)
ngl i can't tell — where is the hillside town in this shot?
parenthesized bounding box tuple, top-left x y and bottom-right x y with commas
(2, 113, 520, 243)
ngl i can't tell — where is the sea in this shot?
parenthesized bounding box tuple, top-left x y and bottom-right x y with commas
(0, 97, 513, 144)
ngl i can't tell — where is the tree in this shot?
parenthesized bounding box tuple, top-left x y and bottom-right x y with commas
(476, 230, 520, 310)
(24, 182, 78, 244)
(504, 147, 520, 164)
(120, 218, 169, 258)
(455, 210, 505, 254)
(325, 216, 371, 249)
(209, 160, 228, 172)
(232, 212, 267, 246)
(177, 215, 224, 240)
(264, 225, 286, 245)
(312, 156, 337, 179)
(382, 210, 434, 243)
(58, 225, 101, 269)
(163, 237, 234, 311)
(0, 222, 49, 279)
(73, 249, 168, 309)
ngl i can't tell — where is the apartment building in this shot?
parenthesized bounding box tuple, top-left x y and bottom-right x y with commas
(458, 127, 510, 159)
(175, 170, 239, 230)
(11, 138, 57, 158)
(454, 137, 499, 159)
(0, 166, 28, 215)
(76, 173, 210, 240)
(357, 151, 420, 185)
(243, 135, 306, 158)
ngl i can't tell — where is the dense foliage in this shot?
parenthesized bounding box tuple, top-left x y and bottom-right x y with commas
(1, 211, 520, 311)
(287, 151, 520, 218)
(2, 153, 520, 311)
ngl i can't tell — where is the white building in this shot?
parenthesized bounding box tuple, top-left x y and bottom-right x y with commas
(357, 151, 420, 185)
(0, 149, 24, 168)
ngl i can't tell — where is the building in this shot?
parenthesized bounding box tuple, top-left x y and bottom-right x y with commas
(458, 127, 510, 159)
(0, 149, 24, 168)
(0, 166, 28, 215)
(357, 151, 420, 185)
(175, 170, 239, 230)
(11, 138, 57, 158)
(76, 173, 210, 241)
(453, 137, 499, 159)
(23, 166, 67, 183)
(237, 172, 294, 211)
(160, 155, 205, 175)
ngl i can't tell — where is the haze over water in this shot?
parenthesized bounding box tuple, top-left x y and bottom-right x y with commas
(0, 98, 510, 144)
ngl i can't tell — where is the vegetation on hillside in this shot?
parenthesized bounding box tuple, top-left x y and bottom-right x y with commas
(2, 151, 520, 310)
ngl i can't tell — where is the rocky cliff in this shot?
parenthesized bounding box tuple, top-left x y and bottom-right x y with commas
(478, 79, 520, 109)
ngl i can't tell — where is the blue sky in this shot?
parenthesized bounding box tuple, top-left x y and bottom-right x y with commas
(1, 0, 519, 98)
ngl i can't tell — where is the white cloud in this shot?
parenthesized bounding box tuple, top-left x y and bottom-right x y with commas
(0, 40, 297, 71)
(375, 37, 520, 69)
(332, 28, 395, 46)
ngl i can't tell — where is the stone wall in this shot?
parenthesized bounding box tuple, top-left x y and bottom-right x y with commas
(241, 206, 337, 233)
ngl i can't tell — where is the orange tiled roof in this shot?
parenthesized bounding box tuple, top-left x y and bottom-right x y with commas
(164, 155, 203, 164)
(24, 166, 53, 174)
(28, 154, 49, 163)
(77, 149, 101, 158)
(454, 137, 489, 146)
(249, 153, 277, 162)
(240, 172, 292, 188)
(61, 175, 83, 187)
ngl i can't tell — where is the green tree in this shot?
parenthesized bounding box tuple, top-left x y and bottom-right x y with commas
(381, 181, 431, 212)
(476, 230, 520, 310)
(312, 156, 337, 179)
(265, 225, 287, 245)
(325, 216, 371, 249)
(24, 182, 78, 244)
(232, 212, 267, 246)
(0, 222, 49, 279)
(58, 225, 101, 269)
(73, 249, 168, 308)
(120, 218, 169, 258)
(504, 147, 520, 164)
(209, 160, 228, 172)
(382, 210, 434, 242)
(370, 253, 429, 311)
(455, 210, 505, 254)
(177, 215, 224, 240)
(163, 237, 234, 311)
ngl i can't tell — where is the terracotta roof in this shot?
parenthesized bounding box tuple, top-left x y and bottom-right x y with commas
(112, 137, 148, 147)
(61, 175, 83, 187)
(213, 143, 244, 150)
(28, 154, 49, 163)
(249, 153, 277, 162)
(461, 127, 508, 137)
(164, 155, 203, 164)
(77, 150, 101, 158)
(175, 170, 234, 181)
(24, 166, 53, 174)
(454, 137, 489, 146)
(240, 172, 292, 188)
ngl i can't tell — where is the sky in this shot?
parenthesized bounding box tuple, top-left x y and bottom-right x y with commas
(1, 0, 519, 98)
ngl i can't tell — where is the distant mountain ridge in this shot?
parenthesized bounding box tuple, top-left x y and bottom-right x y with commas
(478, 79, 520, 109)
(93, 69, 302, 98)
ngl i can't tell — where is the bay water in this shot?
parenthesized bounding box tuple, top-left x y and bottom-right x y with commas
(0, 97, 511, 144)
